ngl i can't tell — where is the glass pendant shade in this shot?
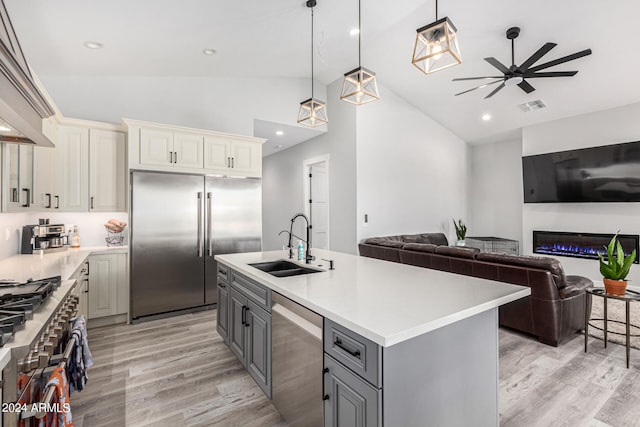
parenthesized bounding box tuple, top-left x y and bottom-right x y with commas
(297, 98, 328, 127)
(412, 17, 462, 75)
(340, 66, 379, 105)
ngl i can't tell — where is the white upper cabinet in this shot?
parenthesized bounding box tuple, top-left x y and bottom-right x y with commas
(203, 136, 231, 170)
(125, 119, 264, 177)
(140, 129, 173, 166)
(55, 125, 89, 211)
(173, 132, 204, 169)
(229, 139, 261, 176)
(33, 146, 56, 210)
(139, 129, 204, 169)
(1, 144, 34, 211)
(89, 129, 126, 212)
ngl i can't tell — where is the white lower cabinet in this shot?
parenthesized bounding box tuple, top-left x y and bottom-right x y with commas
(87, 253, 128, 319)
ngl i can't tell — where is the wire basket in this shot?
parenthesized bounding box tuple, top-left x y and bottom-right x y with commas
(105, 227, 125, 246)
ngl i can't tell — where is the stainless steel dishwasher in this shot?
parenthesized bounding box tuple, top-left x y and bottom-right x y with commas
(271, 292, 323, 426)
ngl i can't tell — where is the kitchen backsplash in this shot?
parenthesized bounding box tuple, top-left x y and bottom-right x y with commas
(0, 212, 128, 260)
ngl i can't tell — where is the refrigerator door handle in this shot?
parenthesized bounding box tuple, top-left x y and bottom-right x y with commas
(197, 192, 203, 257)
(207, 192, 213, 257)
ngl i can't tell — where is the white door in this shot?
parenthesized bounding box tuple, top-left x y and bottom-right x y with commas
(305, 157, 329, 250)
(89, 129, 126, 211)
(3, 144, 34, 211)
(203, 136, 231, 170)
(55, 125, 89, 211)
(140, 129, 173, 166)
(174, 132, 204, 169)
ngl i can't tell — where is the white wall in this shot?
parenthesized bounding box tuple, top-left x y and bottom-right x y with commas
(39, 75, 326, 136)
(356, 84, 468, 245)
(0, 211, 128, 260)
(468, 138, 523, 247)
(262, 79, 357, 254)
(522, 101, 640, 282)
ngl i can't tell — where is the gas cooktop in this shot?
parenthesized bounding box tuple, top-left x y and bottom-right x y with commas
(0, 276, 61, 346)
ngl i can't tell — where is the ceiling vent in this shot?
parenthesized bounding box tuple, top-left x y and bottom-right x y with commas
(519, 99, 546, 112)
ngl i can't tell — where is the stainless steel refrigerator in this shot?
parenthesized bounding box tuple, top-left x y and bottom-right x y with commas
(130, 170, 261, 320)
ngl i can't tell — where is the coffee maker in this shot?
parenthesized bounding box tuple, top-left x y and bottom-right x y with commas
(21, 223, 67, 254)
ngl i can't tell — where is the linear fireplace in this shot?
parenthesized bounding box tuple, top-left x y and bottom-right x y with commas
(533, 231, 639, 264)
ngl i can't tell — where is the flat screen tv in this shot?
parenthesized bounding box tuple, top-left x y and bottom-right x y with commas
(522, 141, 640, 203)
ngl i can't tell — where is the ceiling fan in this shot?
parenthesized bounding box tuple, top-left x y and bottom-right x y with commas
(453, 27, 592, 99)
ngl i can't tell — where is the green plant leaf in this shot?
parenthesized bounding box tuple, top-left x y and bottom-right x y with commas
(619, 249, 637, 280)
(616, 242, 625, 267)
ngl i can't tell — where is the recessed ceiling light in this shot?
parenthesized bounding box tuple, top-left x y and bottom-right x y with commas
(203, 48, 217, 55)
(275, 130, 284, 136)
(0, 126, 11, 132)
(349, 28, 360, 36)
(84, 41, 103, 49)
(481, 114, 492, 121)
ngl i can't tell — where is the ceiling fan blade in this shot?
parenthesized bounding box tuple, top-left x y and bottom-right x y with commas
(524, 71, 578, 78)
(528, 49, 592, 72)
(484, 57, 510, 74)
(452, 76, 503, 81)
(454, 79, 503, 96)
(518, 80, 535, 94)
(519, 43, 557, 71)
(484, 82, 506, 99)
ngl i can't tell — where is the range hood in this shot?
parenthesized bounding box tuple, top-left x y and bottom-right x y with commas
(0, 0, 55, 147)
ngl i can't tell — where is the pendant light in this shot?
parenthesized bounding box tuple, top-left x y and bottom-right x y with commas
(411, 0, 462, 75)
(298, 0, 328, 127)
(340, 0, 379, 105)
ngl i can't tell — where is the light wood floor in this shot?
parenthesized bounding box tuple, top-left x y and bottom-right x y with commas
(71, 310, 640, 427)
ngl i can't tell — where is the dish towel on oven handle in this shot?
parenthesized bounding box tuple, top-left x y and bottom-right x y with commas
(38, 366, 73, 427)
(68, 316, 93, 393)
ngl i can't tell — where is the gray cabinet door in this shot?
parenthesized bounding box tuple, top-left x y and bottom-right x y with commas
(229, 286, 247, 364)
(324, 355, 381, 427)
(246, 300, 272, 398)
(216, 282, 229, 345)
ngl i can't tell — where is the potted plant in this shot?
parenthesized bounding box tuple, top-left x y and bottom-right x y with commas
(598, 233, 637, 296)
(452, 218, 467, 247)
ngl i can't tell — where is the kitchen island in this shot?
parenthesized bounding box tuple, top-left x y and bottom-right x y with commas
(216, 249, 530, 427)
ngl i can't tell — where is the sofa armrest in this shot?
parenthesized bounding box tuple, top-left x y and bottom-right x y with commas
(559, 275, 593, 299)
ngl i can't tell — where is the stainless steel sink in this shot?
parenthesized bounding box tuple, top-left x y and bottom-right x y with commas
(249, 260, 322, 278)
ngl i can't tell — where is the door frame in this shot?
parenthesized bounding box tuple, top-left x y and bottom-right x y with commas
(303, 154, 330, 250)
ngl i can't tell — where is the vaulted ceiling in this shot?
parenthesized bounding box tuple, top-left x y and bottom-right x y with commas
(6, 0, 640, 145)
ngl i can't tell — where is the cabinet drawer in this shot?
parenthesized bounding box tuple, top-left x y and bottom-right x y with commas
(218, 264, 229, 282)
(324, 318, 382, 388)
(230, 271, 271, 312)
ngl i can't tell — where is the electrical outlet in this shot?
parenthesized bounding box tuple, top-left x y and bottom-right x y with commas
(5, 228, 10, 241)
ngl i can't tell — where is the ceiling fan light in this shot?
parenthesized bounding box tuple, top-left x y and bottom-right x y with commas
(297, 98, 328, 127)
(505, 76, 523, 86)
(340, 66, 380, 105)
(412, 17, 462, 75)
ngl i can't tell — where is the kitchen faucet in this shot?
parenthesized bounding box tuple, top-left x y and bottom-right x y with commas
(289, 213, 314, 264)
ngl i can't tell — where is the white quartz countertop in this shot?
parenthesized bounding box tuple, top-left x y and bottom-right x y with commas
(216, 249, 531, 347)
(0, 246, 128, 283)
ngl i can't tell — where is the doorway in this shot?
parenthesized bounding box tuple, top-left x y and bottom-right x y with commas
(303, 155, 329, 250)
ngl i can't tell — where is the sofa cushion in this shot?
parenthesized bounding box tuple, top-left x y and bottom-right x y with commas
(476, 252, 567, 288)
(363, 238, 405, 248)
(401, 234, 425, 243)
(420, 233, 449, 246)
(402, 243, 437, 253)
(435, 246, 479, 259)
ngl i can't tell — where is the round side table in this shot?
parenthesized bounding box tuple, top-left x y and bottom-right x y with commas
(584, 286, 640, 368)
